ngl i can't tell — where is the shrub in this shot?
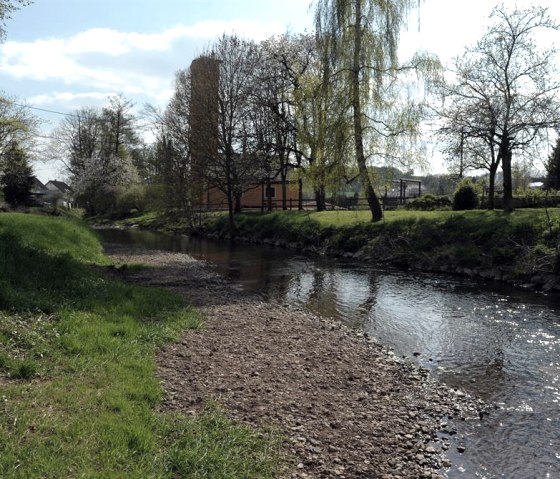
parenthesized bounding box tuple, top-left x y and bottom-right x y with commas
(453, 179, 480, 210)
(406, 194, 452, 211)
(116, 185, 148, 217)
(143, 183, 167, 211)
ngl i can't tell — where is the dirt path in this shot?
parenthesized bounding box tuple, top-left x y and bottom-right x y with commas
(105, 242, 480, 479)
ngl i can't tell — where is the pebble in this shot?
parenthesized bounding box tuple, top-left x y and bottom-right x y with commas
(117, 246, 485, 479)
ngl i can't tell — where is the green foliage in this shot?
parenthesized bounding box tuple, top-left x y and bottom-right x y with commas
(0, 141, 34, 206)
(143, 183, 167, 211)
(406, 194, 452, 211)
(115, 184, 148, 217)
(201, 208, 556, 275)
(453, 179, 480, 210)
(546, 137, 560, 189)
(0, 213, 282, 477)
(213, 211, 332, 246)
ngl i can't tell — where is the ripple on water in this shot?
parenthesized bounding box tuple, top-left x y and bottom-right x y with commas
(97, 229, 560, 478)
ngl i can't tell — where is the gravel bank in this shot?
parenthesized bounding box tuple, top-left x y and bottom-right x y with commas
(104, 242, 483, 478)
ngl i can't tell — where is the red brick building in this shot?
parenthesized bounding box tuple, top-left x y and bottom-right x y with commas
(199, 180, 300, 211)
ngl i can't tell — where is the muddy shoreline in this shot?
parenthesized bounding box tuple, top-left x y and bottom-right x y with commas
(104, 241, 484, 478)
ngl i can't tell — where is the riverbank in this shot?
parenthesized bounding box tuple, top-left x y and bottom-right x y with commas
(118, 208, 560, 292)
(0, 213, 281, 478)
(105, 240, 484, 479)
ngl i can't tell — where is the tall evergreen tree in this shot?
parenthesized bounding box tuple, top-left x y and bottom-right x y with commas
(0, 140, 33, 206)
(546, 138, 560, 190)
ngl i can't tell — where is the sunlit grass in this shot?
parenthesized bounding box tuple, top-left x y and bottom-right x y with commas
(0, 212, 283, 478)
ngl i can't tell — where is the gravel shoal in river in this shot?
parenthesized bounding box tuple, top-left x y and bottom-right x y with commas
(105, 242, 482, 479)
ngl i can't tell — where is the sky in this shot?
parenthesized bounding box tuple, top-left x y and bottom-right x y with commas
(2, 0, 560, 182)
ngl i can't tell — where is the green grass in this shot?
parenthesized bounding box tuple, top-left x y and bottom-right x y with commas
(199, 208, 559, 276)
(0, 212, 283, 478)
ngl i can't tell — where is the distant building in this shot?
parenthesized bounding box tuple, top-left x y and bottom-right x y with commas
(30, 177, 46, 194)
(190, 55, 220, 206)
(44, 180, 74, 208)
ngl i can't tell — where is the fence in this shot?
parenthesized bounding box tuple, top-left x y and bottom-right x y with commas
(194, 179, 422, 213)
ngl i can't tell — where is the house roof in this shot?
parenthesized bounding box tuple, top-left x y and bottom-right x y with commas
(31, 177, 45, 190)
(45, 180, 71, 193)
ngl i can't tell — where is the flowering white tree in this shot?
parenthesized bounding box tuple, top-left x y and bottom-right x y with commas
(54, 96, 141, 215)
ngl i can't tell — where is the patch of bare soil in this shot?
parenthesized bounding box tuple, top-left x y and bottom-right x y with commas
(105, 242, 481, 479)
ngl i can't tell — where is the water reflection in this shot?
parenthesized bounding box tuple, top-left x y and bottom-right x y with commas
(98, 228, 560, 478)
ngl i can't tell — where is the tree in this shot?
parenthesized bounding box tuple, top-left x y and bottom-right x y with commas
(546, 137, 560, 190)
(0, 94, 38, 157)
(253, 35, 300, 211)
(160, 69, 194, 211)
(54, 97, 141, 215)
(437, 107, 501, 208)
(293, 31, 352, 212)
(314, 0, 437, 221)
(0, 140, 33, 206)
(0, 0, 31, 41)
(441, 6, 560, 212)
(192, 35, 265, 232)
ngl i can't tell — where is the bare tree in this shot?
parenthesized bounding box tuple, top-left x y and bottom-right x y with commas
(440, 5, 560, 211)
(192, 35, 265, 232)
(255, 34, 318, 210)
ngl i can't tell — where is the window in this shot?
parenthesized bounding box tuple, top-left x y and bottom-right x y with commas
(265, 186, 276, 198)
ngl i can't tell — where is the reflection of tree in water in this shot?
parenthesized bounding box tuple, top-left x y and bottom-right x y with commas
(485, 347, 505, 379)
(288, 266, 379, 328)
(356, 270, 379, 317)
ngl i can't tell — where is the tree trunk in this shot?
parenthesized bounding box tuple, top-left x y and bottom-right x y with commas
(281, 170, 287, 210)
(352, 0, 383, 222)
(315, 187, 326, 212)
(267, 179, 273, 212)
(298, 178, 303, 210)
(226, 172, 236, 236)
(501, 136, 514, 212)
(487, 164, 498, 210)
(227, 198, 236, 237)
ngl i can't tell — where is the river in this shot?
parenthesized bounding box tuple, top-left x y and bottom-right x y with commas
(98, 228, 560, 479)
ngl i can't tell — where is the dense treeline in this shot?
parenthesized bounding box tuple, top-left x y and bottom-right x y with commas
(3, 2, 560, 228)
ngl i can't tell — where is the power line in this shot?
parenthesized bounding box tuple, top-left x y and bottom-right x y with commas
(7, 101, 77, 118)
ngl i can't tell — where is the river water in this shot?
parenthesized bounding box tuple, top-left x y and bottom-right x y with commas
(99, 228, 560, 478)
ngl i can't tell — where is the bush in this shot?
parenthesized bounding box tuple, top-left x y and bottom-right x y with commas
(453, 179, 480, 210)
(143, 183, 167, 211)
(116, 185, 148, 217)
(406, 194, 452, 211)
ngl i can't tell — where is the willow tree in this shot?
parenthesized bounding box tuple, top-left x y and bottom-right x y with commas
(294, 33, 352, 211)
(315, 0, 433, 221)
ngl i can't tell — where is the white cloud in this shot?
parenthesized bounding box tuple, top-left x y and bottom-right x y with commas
(27, 91, 116, 106)
(0, 18, 286, 104)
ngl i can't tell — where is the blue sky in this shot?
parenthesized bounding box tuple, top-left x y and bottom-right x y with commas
(2, 0, 560, 181)
(2, 0, 314, 115)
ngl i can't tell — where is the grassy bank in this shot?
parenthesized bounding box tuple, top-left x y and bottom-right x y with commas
(0, 213, 282, 478)
(169, 208, 560, 282)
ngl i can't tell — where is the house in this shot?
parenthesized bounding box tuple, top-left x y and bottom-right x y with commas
(44, 180, 74, 208)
